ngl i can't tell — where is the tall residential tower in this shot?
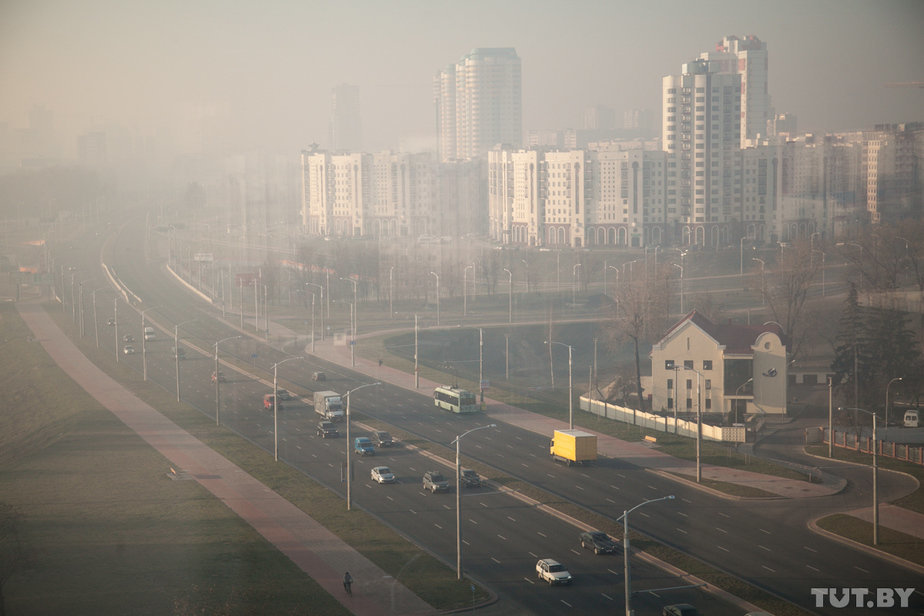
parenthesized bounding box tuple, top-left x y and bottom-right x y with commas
(435, 48, 522, 162)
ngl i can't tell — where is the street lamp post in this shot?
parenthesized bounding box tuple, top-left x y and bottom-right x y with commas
(520, 259, 529, 294)
(463, 264, 474, 318)
(273, 356, 304, 461)
(734, 377, 754, 424)
(453, 424, 497, 580)
(479, 328, 484, 404)
(429, 271, 440, 326)
(141, 307, 157, 381)
(113, 298, 119, 363)
(572, 263, 581, 306)
(840, 407, 881, 545)
(672, 263, 684, 314)
(414, 314, 419, 389)
(886, 377, 903, 427)
(389, 265, 394, 319)
(305, 282, 324, 341)
(345, 382, 382, 510)
(684, 366, 703, 482)
(214, 335, 242, 426)
(174, 319, 196, 402)
(503, 268, 512, 324)
(752, 257, 766, 306)
(341, 276, 358, 340)
(619, 495, 675, 616)
(546, 341, 574, 430)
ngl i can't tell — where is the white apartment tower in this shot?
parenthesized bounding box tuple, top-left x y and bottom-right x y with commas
(662, 58, 743, 246)
(698, 35, 770, 147)
(435, 48, 522, 162)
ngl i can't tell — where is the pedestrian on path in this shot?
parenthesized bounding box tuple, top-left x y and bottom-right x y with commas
(343, 571, 352, 596)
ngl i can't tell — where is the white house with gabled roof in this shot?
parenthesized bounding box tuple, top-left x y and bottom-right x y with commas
(649, 311, 788, 418)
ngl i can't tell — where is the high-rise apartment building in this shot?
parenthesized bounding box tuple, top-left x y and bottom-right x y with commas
(435, 48, 522, 162)
(698, 35, 770, 147)
(329, 84, 362, 152)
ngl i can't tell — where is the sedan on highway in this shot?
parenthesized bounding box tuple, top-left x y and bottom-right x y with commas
(317, 421, 339, 438)
(579, 530, 618, 555)
(370, 466, 396, 484)
(122, 344, 136, 355)
(536, 558, 573, 585)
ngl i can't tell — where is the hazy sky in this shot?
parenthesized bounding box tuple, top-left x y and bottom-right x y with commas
(2, 0, 922, 157)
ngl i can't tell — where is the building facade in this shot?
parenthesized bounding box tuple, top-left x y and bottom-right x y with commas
(649, 311, 788, 418)
(435, 48, 522, 162)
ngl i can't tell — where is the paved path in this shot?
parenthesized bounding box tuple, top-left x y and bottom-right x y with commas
(16, 299, 435, 616)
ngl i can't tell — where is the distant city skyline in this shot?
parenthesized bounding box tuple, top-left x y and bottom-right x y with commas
(1, 0, 922, 161)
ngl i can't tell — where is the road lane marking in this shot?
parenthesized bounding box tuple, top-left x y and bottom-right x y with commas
(606, 498, 616, 504)
(854, 566, 869, 574)
(803, 546, 817, 553)
(806, 565, 819, 572)
(560, 600, 572, 607)
(409, 509, 417, 515)
(469, 519, 478, 525)
(507, 516, 517, 522)
(607, 569, 620, 576)
(491, 557, 501, 564)
(434, 523, 443, 529)
(497, 535, 507, 541)
(717, 546, 729, 552)
(718, 512, 730, 518)
(677, 512, 688, 517)
(575, 485, 584, 491)
(716, 527, 728, 534)
(759, 528, 771, 535)
(602, 593, 614, 601)
(609, 485, 620, 490)
(762, 565, 775, 573)
(758, 544, 771, 552)
(537, 531, 547, 538)
(675, 528, 687, 534)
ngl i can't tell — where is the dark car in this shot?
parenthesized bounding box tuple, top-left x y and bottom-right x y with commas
(276, 389, 294, 401)
(122, 334, 135, 343)
(210, 371, 226, 383)
(263, 394, 283, 411)
(372, 430, 393, 447)
(172, 346, 186, 359)
(312, 371, 326, 382)
(580, 530, 618, 554)
(317, 421, 338, 438)
(460, 469, 482, 488)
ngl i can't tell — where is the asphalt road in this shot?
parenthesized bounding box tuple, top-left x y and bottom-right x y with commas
(59, 216, 924, 616)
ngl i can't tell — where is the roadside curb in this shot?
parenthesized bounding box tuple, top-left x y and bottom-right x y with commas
(806, 517, 924, 576)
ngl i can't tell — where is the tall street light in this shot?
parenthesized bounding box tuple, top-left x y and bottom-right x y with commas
(273, 356, 304, 461)
(174, 319, 196, 402)
(479, 328, 484, 404)
(90, 288, 104, 348)
(141, 307, 158, 381)
(619, 495, 675, 616)
(345, 382, 381, 510)
(463, 264, 474, 318)
(839, 407, 881, 545)
(572, 263, 581, 306)
(429, 271, 440, 326)
(453, 423, 497, 580)
(752, 257, 766, 306)
(389, 265, 395, 319)
(214, 335, 242, 425)
(341, 276, 358, 339)
(734, 377, 754, 424)
(683, 366, 703, 482)
(673, 263, 684, 314)
(305, 282, 324, 341)
(886, 377, 903, 427)
(503, 268, 512, 324)
(113, 298, 119, 363)
(546, 340, 574, 429)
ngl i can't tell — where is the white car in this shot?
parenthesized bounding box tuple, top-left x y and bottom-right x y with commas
(122, 344, 136, 355)
(370, 466, 396, 484)
(536, 558, 573, 585)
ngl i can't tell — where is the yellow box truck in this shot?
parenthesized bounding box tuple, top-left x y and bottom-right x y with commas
(550, 429, 597, 466)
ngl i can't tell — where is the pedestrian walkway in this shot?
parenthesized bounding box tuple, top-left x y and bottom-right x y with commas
(16, 299, 435, 616)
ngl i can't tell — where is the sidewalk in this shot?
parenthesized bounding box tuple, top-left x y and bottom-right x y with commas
(16, 299, 435, 616)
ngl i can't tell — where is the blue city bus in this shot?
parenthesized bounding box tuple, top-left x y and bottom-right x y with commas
(433, 386, 479, 414)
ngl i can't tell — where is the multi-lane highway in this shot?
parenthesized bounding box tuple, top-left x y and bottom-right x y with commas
(61, 216, 923, 615)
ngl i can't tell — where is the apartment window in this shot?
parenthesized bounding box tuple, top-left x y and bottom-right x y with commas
(667, 378, 674, 390)
(703, 360, 713, 370)
(686, 397, 693, 410)
(705, 379, 712, 390)
(705, 398, 712, 410)
(667, 397, 674, 409)
(665, 359, 675, 370)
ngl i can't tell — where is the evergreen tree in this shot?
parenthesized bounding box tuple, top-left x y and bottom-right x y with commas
(830, 283, 875, 408)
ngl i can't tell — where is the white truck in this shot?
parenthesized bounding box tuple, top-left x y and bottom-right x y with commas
(313, 390, 344, 420)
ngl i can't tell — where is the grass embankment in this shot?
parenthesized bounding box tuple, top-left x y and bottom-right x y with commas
(0, 301, 337, 615)
(1, 301, 490, 614)
(806, 444, 924, 567)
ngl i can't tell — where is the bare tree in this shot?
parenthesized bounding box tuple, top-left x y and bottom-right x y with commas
(761, 239, 819, 360)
